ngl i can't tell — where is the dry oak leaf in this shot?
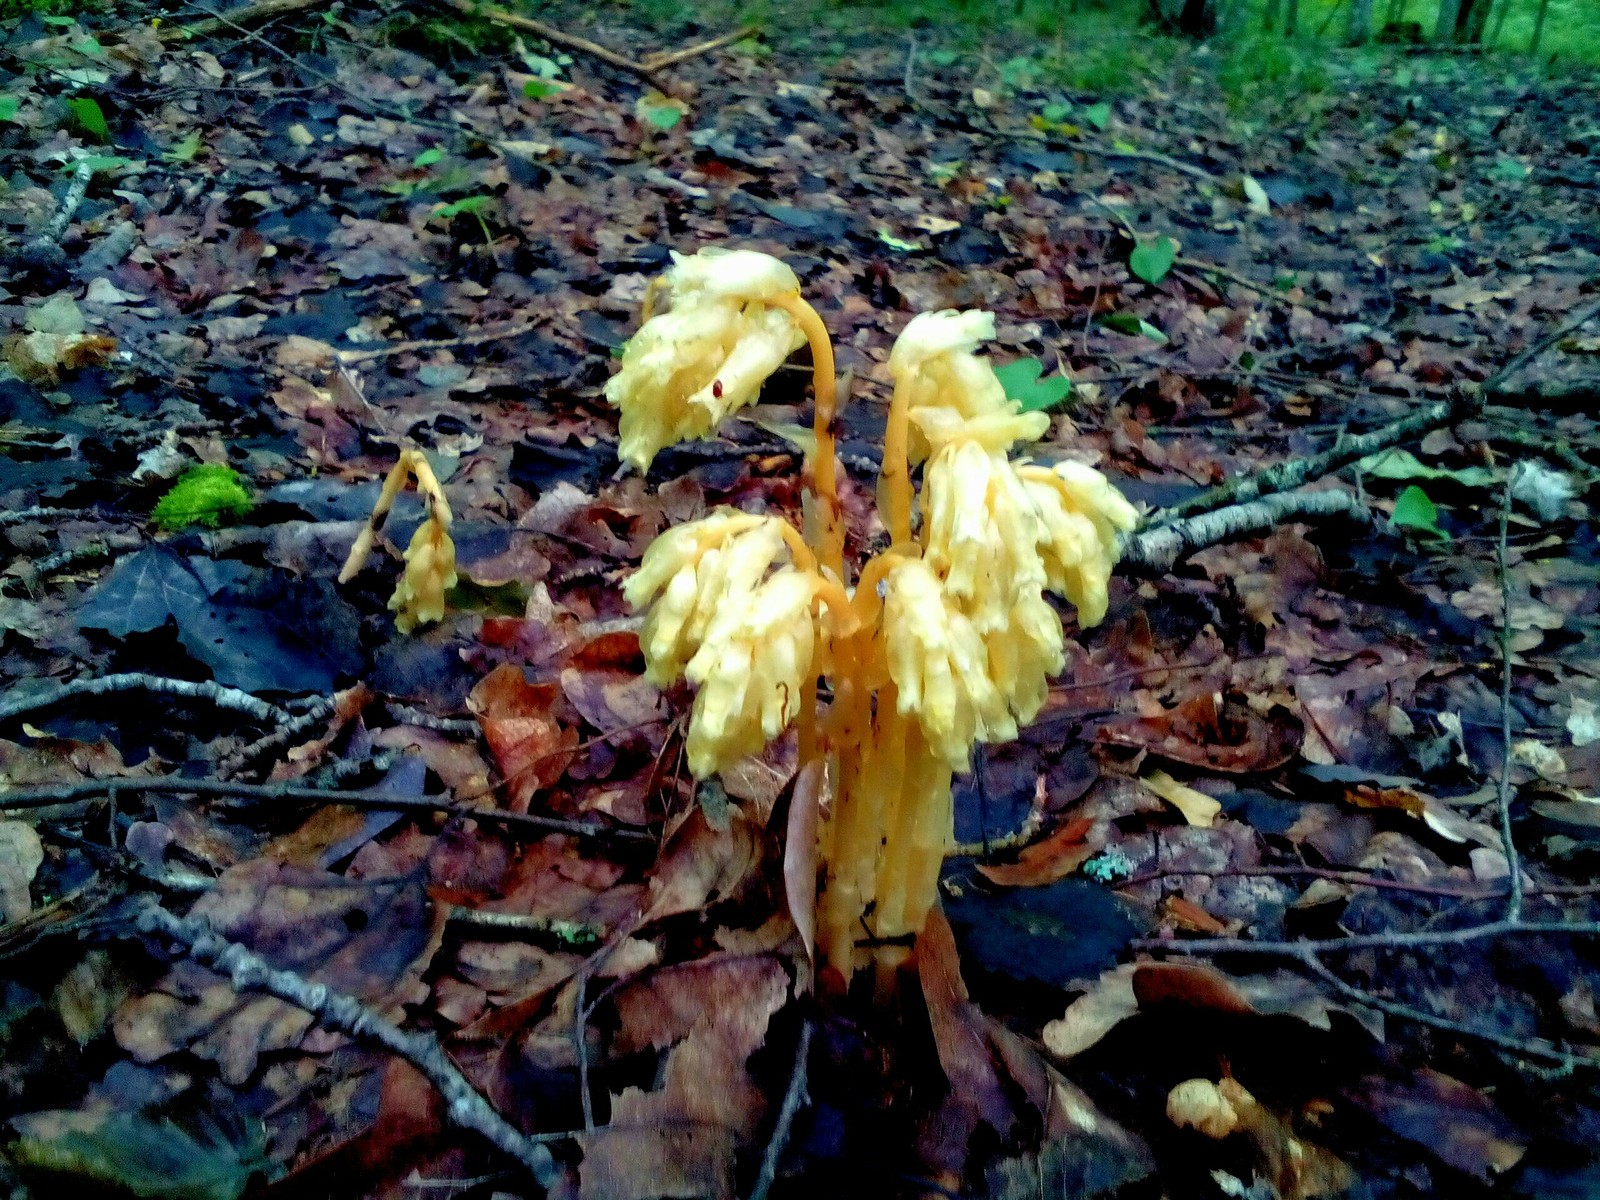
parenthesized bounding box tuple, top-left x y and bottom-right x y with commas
(0, 820, 45, 922)
(976, 816, 1098, 887)
(1170, 1076, 1355, 1200)
(1140, 770, 1221, 828)
(115, 859, 442, 1084)
(468, 663, 579, 813)
(578, 955, 789, 1200)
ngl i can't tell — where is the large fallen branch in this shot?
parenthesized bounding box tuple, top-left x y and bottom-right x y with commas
(1120, 488, 1369, 572)
(134, 902, 556, 1181)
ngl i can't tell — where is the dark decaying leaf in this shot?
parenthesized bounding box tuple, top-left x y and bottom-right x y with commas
(114, 860, 442, 1085)
(944, 871, 1147, 987)
(76, 547, 363, 693)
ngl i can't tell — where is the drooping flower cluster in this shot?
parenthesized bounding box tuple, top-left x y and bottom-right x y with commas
(605, 248, 807, 473)
(624, 509, 826, 778)
(392, 510, 458, 633)
(883, 310, 1138, 769)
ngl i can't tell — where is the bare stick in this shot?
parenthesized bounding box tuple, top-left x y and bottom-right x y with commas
(1482, 294, 1600, 392)
(1120, 488, 1370, 572)
(641, 24, 759, 70)
(1296, 952, 1594, 1068)
(748, 1019, 813, 1200)
(1174, 257, 1341, 318)
(439, 0, 666, 90)
(1145, 401, 1454, 528)
(134, 901, 556, 1181)
(1494, 480, 1524, 920)
(0, 673, 291, 727)
(1132, 917, 1600, 957)
(335, 322, 540, 365)
(217, 698, 336, 778)
(43, 160, 94, 245)
(0, 775, 653, 842)
(157, 0, 321, 40)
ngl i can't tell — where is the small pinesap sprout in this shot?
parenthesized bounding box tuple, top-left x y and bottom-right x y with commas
(339, 449, 458, 632)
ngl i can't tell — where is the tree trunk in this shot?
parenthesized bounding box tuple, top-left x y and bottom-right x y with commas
(1285, 0, 1300, 36)
(1486, 0, 1511, 45)
(1264, 0, 1282, 33)
(1433, 0, 1461, 40)
(1455, 0, 1491, 40)
(1529, 0, 1551, 51)
(1346, 0, 1376, 43)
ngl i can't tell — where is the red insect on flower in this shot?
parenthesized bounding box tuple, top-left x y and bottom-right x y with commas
(712, 379, 724, 399)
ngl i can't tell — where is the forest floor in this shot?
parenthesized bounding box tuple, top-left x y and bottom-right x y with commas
(1, 3, 1600, 1198)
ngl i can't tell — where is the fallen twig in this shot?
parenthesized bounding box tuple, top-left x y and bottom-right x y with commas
(1296, 952, 1597, 1068)
(1132, 916, 1600, 957)
(641, 24, 758, 71)
(216, 697, 336, 778)
(156, 0, 321, 40)
(748, 1018, 813, 1200)
(0, 672, 291, 728)
(4, 533, 144, 594)
(134, 901, 557, 1181)
(439, 0, 667, 90)
(1120, 488, 1370, 572)
(1174, 257, 1341, 319)
(0, 775, 654, 842)
(1493, 480, 1525, 922)
(335, 321, 541, 365)
(446, 906, 602, 946)
(1145, 401, 1455, 528)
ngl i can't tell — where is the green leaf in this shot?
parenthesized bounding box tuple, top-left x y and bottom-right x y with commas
(70, 154, 136, 175)
(523, 78, 561, 99)
(1040, 101, 1070, 122)
(163, 131, 201, 163)
(65, 96, 108, 143)
(412, 146, 444, 168)
(993, 358, 1073, 413)
(1359, 447, 1495, 488)
(1490, 155, 1529, 183)
(151, 465, 252, 532)
(928, 48, 959, 67)
(875, 227, 921, 252)
(433, 194, 493, 219)
(1128, 235, 1178, 285)
(40, 13, 75, 25)
(1390, 484, 1449, 539)
(1084, 100, 1112, 130)
(1100, 312, 1169, 344)
(0, 96, 17, 124)
(644, 103, 682, 130)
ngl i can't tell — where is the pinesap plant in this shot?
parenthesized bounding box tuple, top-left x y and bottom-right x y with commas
(613, 247, 1137, 989)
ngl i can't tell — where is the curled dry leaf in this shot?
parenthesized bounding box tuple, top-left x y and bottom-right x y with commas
(975, 816, 1098, 888)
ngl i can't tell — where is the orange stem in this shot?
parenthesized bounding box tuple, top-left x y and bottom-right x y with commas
(771, 294, 842, 580)
(880, 377, 914, 544)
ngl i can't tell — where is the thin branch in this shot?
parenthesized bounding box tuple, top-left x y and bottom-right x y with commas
(1119, 863, 1504, 899)
(641, 24, 759, 71)
(747, 1018, 813, 1200)
(0, 673, 291, 728)
(217, 698, 336, 778)
(134, 902, 556, 1181)
(1144, 400, 1456, 527)
(1174, 257, 1341, 318)
(335, 321, 541, 365)
(439, 0, 667, 90)
(1480, 294, 1600, 392)
(1132, 917, 1600, 957)
(1120, 488, 1370, 572)
(156, 0, 321, 40)
(1494, 480, 1524, 921)
(0, 776, 653, 842)
(1295, 952, 1597, 1068)
(446, 906, 602, 946)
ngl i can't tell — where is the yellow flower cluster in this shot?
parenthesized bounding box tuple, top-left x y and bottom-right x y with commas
(884, 309, 1138, 769)
(605, 249, 806, 472)
(624, 510, 823, 778)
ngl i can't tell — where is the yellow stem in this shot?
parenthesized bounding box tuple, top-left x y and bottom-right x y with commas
(339, 449, 453, 582)
(639, 276, 663, 323)
(771, 294, 842, 580)
(880, 377, 914, 545)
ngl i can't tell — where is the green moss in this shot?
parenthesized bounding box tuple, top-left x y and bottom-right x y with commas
(151, 465, 252, 532)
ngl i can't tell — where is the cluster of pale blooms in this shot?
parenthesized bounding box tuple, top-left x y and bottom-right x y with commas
(612, 251, 1138, 779)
